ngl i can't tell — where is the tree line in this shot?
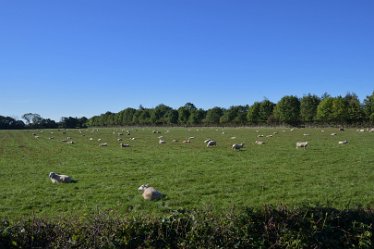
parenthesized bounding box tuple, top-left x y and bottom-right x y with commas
(0, 113, 87, 129)
(88, 91, 374, 127)
(1, 91, 374, 129)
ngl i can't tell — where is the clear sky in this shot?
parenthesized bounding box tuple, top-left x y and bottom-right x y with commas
(1, 1, 373, 121)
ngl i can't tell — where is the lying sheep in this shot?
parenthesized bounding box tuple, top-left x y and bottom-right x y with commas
(255, 140, 265, 145)
(120, 143, 130, 148)
(207, 140, 216, 147)
(232, 143, 244, 150)
(338, 140, 348, 144)
(182, 139, 191, 143)
(159, 139, 166, 144)
(296, 141, 308, 149)
(99, 142, 108, 147)
(138, 184, 163, 200)
(204, 139, 212, 144)
(49, 172, 73, 183)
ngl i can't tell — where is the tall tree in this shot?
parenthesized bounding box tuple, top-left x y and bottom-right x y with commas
(344, 93, 364, 124)
(363, 91, 374, 123)
(247, 102, 261, 125)
(204, 107, 224, 125)
(316, 97, 335, 123)
(300, 94, 320, 123)
(273, 96, 301, 125)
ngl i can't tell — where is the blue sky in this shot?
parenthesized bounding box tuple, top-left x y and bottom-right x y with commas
(1, 1, 373, 121)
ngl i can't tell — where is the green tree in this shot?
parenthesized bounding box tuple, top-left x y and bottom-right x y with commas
(300, 94, 320, 123)
(332, 96, 348, 123)
(247, 102, 261, 125)
(151, 104, 173, 125)
(205, 107, 224, 125)
(344, 93, 364, 124)
(363, 91, 374, 123)
(273, 96, 301, 125)
(178, 103, 197, 125)
(189, 108, 206, 125)
(316, 97, 335, 123)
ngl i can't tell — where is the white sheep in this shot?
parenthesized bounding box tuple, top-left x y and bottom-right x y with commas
(255, 140, 265, 145)
(204, 139, 212, 144)
(49, 172, 73, 183)
(159, 139, 166, 144)
(182, 139, 191, 143)
(207, 140, 216, 147)
(296, 141, 308, 149)
(232, 143, 244, 150)
(138, 184, 163, 200)
(120, 143, 130, 148)
(338, 140, 348, 145)
(330, 133, 337, 136)
(99, 142, 108, 147)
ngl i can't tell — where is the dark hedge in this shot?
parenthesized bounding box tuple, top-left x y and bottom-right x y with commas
(1, 206, 373, 249)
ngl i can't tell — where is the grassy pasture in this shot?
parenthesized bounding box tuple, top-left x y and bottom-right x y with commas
(0, 127, 373, 219)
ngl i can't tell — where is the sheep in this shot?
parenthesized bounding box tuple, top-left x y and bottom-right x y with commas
(49, 172, 72, 183)
(338, 140, 348, 145)
(296, 141, 308, 149)
(67, 140, 74, 144)
(232, 143, 244, 150)
(89, 138, 93, 141)
(204, 139, 212, 144)
(257, 135, 264, 138)
(189, 136, 195, 140)
(266, 135, 273, 138)
(182, 139, 191, 143)
(330, 133, 337, 136)
(120, 143, 130, 148)
(48, 137, 54, 140)
(303, 133, 310, 136)
(207, 140, 216, 147)
(159, 139, 166, 144)
(117, 138, 123, 141)
(138, 184, 163, 201)
(255, 140, 265, 145)
(230, 136, 236, 139)
(99, 142, 108, 147)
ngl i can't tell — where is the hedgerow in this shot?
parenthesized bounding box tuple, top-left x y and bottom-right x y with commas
(1, 206, 373, 248)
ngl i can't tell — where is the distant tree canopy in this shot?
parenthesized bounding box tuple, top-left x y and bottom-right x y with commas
(2, 91, 374, 129)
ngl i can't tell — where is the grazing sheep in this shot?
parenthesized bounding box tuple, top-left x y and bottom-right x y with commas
(255, 140, 265, 145)
(130, 137, 136, 140)
(232, 143, 244, 150)
(49, 172, 72, 183)
(330, 133, 337, 136)
(120, 143, 130, 148)
(296, 141, 308, 149)
(97, 138, 102, 142)
(338, 140, 348, 144)
(207, 140, 216, 147)
(138, 184, 162, 201)
(159, 139, 166, 144)
(99, 142, 108, 147)
(34, 135, 40, 139)
(189, 136, 195, 140)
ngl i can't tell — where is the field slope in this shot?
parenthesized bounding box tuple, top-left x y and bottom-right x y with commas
(0, 127, 373, 218)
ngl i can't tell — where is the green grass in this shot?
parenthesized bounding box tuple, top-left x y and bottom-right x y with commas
(1, 127, 373, 219)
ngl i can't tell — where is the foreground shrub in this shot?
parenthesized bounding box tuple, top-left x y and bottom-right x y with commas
(0, 206, 373, 248)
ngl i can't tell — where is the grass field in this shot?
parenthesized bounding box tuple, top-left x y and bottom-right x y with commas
(0, 127, 373, 219)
